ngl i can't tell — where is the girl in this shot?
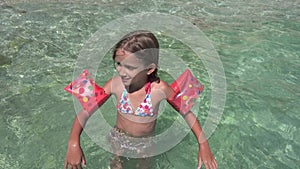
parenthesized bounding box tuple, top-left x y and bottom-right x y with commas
(64, 30, 218, 169)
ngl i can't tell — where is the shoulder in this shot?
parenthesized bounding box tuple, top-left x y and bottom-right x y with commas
(151, 80, 174, 99)
(152, 80, 169, 90)
(103, 76, 123, 95)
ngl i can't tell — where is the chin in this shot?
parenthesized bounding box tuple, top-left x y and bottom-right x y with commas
(122, 81, 131, 87)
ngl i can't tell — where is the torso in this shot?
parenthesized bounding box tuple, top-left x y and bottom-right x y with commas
(117, 82, 158, 117)
(107, 76, 170, 137)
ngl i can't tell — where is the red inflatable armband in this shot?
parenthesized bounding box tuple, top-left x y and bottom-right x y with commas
(64, 69, 110, 115)
(167, 69, 204, 116)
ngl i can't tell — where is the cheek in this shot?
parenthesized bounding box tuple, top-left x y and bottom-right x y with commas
(116, 66, 121, 72)
(127, 70, 140, 77)
(133, 70, 148, 79)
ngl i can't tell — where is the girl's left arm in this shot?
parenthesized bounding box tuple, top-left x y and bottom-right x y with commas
(162, 82, 217, 168)
(183, 112, 218, 169)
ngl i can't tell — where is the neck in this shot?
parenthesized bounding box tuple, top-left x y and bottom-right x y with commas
(126, 80, 149, 93)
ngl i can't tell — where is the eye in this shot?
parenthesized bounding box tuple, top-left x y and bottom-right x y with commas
(125, 65, 136, 70)
(114, 62, 121, 68)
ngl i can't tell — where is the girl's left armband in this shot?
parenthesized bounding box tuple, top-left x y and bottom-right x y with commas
(167, 69, 204, 116)
(64, 69, 110, 115)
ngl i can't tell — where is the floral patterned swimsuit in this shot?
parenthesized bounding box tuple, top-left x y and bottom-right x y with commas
(117, 82, 157, 117)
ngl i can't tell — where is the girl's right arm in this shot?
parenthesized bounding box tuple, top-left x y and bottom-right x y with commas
(64, 110, 90, 169)
(64, 78, 113, 169)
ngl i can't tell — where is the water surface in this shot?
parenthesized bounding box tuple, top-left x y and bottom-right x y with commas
(0, 0, 299, 168)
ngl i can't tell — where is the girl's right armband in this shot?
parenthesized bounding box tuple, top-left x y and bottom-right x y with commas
(64, 69, 110, 115)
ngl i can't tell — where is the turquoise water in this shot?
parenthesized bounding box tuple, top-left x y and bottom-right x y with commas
(0, 0, 299, 169)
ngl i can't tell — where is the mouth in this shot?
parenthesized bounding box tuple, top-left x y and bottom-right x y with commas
(121, 77, 130, 83)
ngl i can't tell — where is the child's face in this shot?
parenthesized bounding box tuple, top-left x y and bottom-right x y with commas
(114, 49, 148, 86)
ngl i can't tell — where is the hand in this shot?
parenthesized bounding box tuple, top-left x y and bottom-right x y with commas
(64, 143, 86, 169)
(197, 142, 218, 169)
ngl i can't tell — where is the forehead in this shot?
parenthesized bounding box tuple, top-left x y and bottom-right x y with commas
(114, 49, 143, 65)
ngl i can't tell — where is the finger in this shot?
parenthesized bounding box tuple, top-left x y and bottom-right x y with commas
(64, 161, 68, 169)
(214, 159, 218, 169)
(208, 162, 213, 169)
(197, 157, 202, 169)
(82, 153, 86, 167)
(70, 164, 78, 169)
(204, 161, 210, 169)
(210, 161, 216, 169)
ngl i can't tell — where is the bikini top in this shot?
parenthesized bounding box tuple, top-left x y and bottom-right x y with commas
(117, 82, 157, 117)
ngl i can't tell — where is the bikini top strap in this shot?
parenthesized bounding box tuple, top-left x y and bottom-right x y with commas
(145, 82, 151, 94)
